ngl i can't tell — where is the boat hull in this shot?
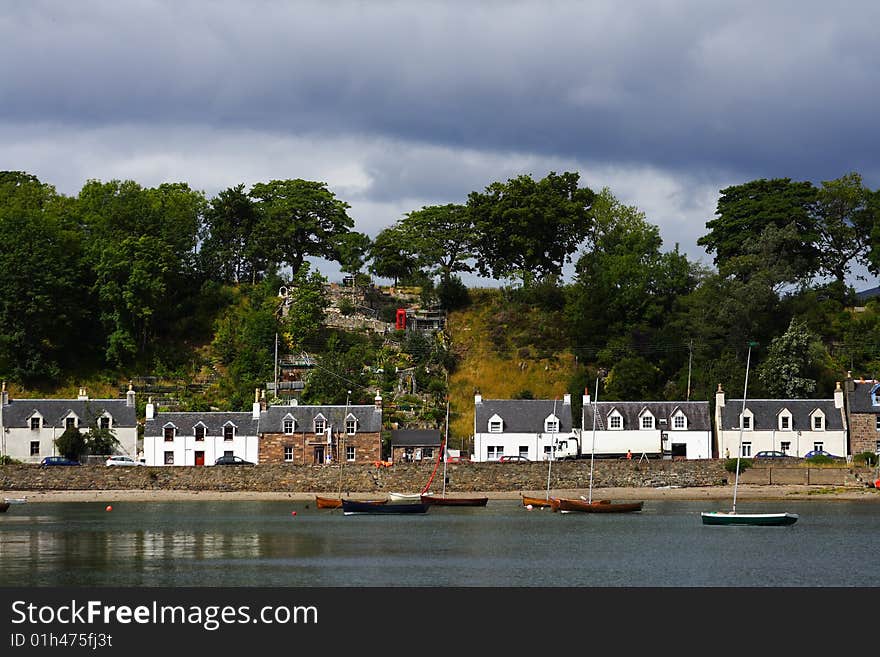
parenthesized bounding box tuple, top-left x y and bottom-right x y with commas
(551, 498, 644, 513)
(315, 496, 387, 509)
(0, 502, 9, 513)
(521, 495, 554, 508)
(342, 500, 429, 515)
(420, 495, 488, 507)
(388, 492, 423, 502)
(701, 511, 798, 526)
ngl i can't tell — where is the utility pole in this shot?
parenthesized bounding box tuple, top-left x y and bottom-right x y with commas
(686, 339, 693, 402)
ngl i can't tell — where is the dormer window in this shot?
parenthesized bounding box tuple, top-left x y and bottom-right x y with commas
(608, 412, 622, 430)
(673, 413, 686, 430)
(99, 416, 111, 430)
(488, 414, 503, 433)
(872, 384, 880, 406)
(314, 417, 326, 435)
(345, 415, 357, 435)
(545, 415, 559, 433)
(194, 424, 206, 441)
(811, 410, 825, 431)
(223, 424, 235, 441)
(164, 425, 176, 441)
(283, 416, 295, 434)
(65, 417, 77, 429)
(30, 417, 41, 430)
(641, 414, 654, 430)
(741, 410, 753, 430)
(778, 410, 792, 431)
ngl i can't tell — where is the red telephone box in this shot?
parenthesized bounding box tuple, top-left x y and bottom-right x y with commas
(395, 308, 407, 330)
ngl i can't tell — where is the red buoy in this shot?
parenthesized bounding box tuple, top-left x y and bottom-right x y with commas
(105, 505, 112, 512)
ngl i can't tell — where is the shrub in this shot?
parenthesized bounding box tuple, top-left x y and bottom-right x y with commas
(853, 451, 877, 467)
(806, 454, 834, 465)
(724, 458, 752, 473)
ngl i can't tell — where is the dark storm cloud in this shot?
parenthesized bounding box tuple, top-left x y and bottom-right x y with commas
(3, 1, 879, 187)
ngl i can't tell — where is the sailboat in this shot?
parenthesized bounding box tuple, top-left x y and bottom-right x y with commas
(551, 374, 644, 514)
(421, 399, 488, 507)
(701, 342, 798, 527)
(522, 399, 561, 509)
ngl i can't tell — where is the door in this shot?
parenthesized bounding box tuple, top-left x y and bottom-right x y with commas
(194, 451, 205, 467)
(313, 445, 325, 464)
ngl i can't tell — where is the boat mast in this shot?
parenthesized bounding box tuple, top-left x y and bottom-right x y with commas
(588, 371, 603, 504)
(732, 342, 756, 514)
(442, 398, 449, 498)
(545, 398, 558, 500)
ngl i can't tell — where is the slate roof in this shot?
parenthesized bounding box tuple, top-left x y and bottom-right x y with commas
(718, 399, 844, 431)
(846, 380, 880, 414)
(475, 399, 573, 433)
(582, 401, 712, 431)
(390, 429, 442, 447)
(261, 404, 382, 433)
(143, 412, 259, 437)
(1, 398, 137, 428)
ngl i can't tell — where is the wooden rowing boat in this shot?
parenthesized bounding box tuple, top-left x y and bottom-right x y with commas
(315, 496, 387, 509)
(420, 494, 488, 507)
(342, 500, 429, 515)
(0, 502, 9, 513)
(521, 494, 555, 508)
(550, 497, 643, 513)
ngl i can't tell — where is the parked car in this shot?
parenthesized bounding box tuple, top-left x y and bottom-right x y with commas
(754, 450, 791, 459)
(105, 455, 145, 467)
(499, 455, 530, 463)
(40, 456, 81, 466)
(804, 449, 841, 459)
(214, 455, 254, 466)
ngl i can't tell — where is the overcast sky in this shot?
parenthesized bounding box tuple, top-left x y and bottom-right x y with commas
(2, 1, 878, 287)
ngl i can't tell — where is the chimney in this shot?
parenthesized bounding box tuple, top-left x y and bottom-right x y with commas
(126, 381, 136, 407)
(582, 387, 590, 407)
(252, 388, 261, 419)
(834, 381, 844, 410)
(374, 390, 383, 411)
(259, 389, 267, 411)
(77, 387, 88, 401)
(1, 381, 7, 407)
(563, 393, 571, 405)
(474, 391, 482, 405)
(715, 384, 725, 408)
(145, 397, 155, 420)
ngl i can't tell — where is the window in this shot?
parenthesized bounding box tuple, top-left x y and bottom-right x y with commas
(30, 441, 39, 456)
(780, 416, 790, 430)
(195, 426, 205, 441)
(346, 446, 355, 462)
(65, 417, 76, 429)
(813, 415, 823, 430)
(423, 447, 433, 459)
(545, 418, 559, 433)
(609, 415, 622, 430)
(224, 425, 234, 441)
(781, 441, 791, 454)
(346, 418, 357, 435)
(283, 446, 293, 462)
(224, 450, 233, 457)
(314, 418, 325, 435)
(673, 415, 686, 429)
(164, 427, 175, 442)
(813, 442, 824, 453)
(30, 417, 40, 430)
(641, 416, 654, 430)
(741, 442, 752, 457)
(164, 451, 174, 465)
(876, 440, 880, 453)
(543, 445, 553, 459)
(99, 417, 110, 430)
(519, 446, 529, 458)
(283, 419, 294, 434)
(742, 415, 751, 430)
(487, 446, 503, 460)
(488, 419, 502, 432)
(875, 416, 880, 431)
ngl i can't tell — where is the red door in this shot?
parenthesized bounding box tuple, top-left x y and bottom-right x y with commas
(194, 451, 205, 466)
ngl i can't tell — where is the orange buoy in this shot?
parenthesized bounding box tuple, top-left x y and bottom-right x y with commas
(875, 479, 880, 489)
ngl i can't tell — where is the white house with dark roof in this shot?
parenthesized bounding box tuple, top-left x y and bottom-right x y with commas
(714, 383, 848, 459)
(0, 383, 139, 462)
(472, 393, 575, 462)
(142, 395, 261, 466)
(580, 391, 712, 459)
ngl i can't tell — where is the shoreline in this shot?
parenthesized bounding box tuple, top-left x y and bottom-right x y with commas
(4, 484, 880, 503)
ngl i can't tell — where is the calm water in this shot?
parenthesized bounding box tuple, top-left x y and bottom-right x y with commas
(1, 499, 878, 587)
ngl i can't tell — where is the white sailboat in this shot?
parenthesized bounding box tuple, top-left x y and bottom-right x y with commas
(701, 341, 798, 526)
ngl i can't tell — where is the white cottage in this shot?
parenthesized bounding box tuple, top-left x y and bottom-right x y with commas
(472, 393, 575, 462)
(142, 396, 260, 466)
(0, 383, 139, 462)
(580, 392, 713, 459)
(714, 383, 848, 459)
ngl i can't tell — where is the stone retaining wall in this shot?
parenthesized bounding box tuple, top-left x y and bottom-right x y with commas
(1, 461, 872, 493)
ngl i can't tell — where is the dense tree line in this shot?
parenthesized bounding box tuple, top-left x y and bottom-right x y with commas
(1, 168, 879, 410)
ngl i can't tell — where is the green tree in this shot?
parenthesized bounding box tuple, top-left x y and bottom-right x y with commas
(814, 172, 875, 285)
(54, 426, 88, 461)
(335, 231, 373, 278)
(468, 171, 595, 286)
(199, 184, 262, 284)
(249, 179, 355, 279)
(698, 178, 820, 285)
(756, 319, 825, 398)
(369, 226, 420, 285)
(602, 356, 662, 401)
(281, 265, 328, 352)
(86, 426, 121, 455)
(395, 204, 475, 286)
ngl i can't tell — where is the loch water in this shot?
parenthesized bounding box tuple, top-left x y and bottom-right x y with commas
(1, 499, 878, 587)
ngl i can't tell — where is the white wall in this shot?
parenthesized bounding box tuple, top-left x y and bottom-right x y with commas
(144, 434, 259, 466)
(717, 429, 847, 459)
(3, 426, 138, 463)
(473, 431, 576, 462)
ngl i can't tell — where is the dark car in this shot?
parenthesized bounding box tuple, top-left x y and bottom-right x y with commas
(754, 450, 791, 459)
(499, 455, 530, 463)
(40, 456, 81, 466)
(804, 449, 841, 459)
(214, 455, 254, 466)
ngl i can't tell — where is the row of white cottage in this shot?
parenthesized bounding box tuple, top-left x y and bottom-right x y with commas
(472, 383, 848, 461)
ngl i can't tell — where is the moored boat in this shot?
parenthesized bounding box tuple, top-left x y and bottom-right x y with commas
(521, 494, 555, 508)
(388, 492, 423, 502)
(420, 494, 488, 507)
(315, 496, 387, 509)
(4, 497, 27, 504)
(700, 511, 798, 526)
(0, 502, 9, 513)
(342, 499, 429, 515)
(550, 497, 643, 513)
